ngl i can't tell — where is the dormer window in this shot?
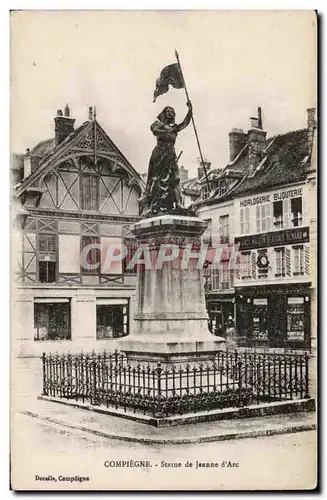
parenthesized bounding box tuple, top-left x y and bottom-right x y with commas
(219, 179, 227, 196)
(202, 184, 211, 200)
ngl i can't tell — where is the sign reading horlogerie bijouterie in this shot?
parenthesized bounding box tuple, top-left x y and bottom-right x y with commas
(239, 187, 303, 207)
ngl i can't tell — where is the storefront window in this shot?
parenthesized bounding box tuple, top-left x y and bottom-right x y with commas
(252, 298, 269, 340)
(287, 297, 305, 341)
(96, 299, 129, 339)
(34, 299, 71, 341)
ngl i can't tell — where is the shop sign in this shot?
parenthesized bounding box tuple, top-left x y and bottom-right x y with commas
(287, 330, 305, 341)
(235, 227, 309, 250)
(288, 297, 304, 304)
(239, 187, 303, 208)
(253, 298, 268, 305)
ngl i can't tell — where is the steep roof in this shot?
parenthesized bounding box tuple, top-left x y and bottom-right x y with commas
(31, 138, 56, 157)
(181, 176, 201, 196)
(15, 119, 145, 196)
(231, 129, 309, 196)
(196, 127, 310, 207)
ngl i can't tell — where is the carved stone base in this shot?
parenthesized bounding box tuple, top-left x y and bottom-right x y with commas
(119, 214, 226, 366)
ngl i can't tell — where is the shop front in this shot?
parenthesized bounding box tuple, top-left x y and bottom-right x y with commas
(206, 295, 235, 338)
(235, 283, 311, 349)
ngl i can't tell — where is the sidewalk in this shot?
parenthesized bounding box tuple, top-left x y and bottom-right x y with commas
(16, 395, 317, 445)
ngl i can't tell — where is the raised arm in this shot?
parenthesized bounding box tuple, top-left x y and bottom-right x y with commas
(176, 102, 193, 132)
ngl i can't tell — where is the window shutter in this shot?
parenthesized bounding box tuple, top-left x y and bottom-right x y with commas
(245, 207, 250, 233)
(251, 251, 256, 280)
(59, 235, 80, 273)
(266, 203, 272, 231)
(240, 208, 244, 234)
(305, 244, 310, 275)
(283, 199, 290, 228)
(256, 206, 260, 233)
(285, 247, 291, 276)
(303, 197, 308, 227)
(261, 205, 266, 232)
(235, 253, 240, 280)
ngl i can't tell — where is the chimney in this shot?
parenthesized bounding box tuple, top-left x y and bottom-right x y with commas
(307, 107, 316, 153)
(228, 128, 247, 161)
(54, 106, 75, 145)
(197, 160, 211, 180)
(247, 106, 267, 173)
(179, 165, 188, 182)
(23, 148, 31, 178)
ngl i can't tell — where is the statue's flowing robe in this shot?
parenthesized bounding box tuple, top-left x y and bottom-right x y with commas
(144, 121, 179, 213)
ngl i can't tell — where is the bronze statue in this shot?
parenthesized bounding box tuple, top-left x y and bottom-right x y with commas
(140, 102, 195, 217)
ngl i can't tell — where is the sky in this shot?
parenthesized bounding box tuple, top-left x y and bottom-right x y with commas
(10, 10, 316, 178)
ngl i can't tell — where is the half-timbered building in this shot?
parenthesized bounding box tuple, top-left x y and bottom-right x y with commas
(12, 105, 144, 357)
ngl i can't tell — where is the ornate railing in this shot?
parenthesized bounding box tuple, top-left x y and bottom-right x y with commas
(41, 350, 310, 418)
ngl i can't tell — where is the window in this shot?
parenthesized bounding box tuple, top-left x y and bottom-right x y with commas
(256, 203, 271, 233)
(81, 175, 98, 211)
(202, 219, 212, 244)
(252, 299, 269, 340)
(221, 261, 230, 289)
(291, 197, 303, 227)
(202, 184, 211, 200)
(96, 302, 129, 339)
(287, 297, 305, 342)
(124, 238, 138, 274)
(273, 201, 283, 229)
(220, 179, 227, 196)
(34, 300, 71, 341)
(81, 236, 101, 273)
(293, 246, 304, 276)
(241, 251, 251, 280)
(275, 248, 286, 277)
(38, 234, 57, 283)
(219, 215, 229, 244)
(211, 263, 219, 291)
(240, 207, 250, 235)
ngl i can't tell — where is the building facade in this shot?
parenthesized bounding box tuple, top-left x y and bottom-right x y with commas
(12, 106, 144, 358)
(195, 107, 316, 350)
(233, 183, 311, 349)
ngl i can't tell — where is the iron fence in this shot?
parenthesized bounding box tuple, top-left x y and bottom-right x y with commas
(41, 350, 309, 418)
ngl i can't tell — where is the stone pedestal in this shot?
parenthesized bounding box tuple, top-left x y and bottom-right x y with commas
(118, 214, 225, 365)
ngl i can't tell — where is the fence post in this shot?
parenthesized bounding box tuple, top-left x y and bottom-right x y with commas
(156, 362, 162, 417)
(41, 353, 47, 396)
(306, 351, 315, 400)
(237, 360, 243, 407)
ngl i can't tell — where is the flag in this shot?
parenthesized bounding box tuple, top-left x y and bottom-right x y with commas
(153, 63, 184, 102)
